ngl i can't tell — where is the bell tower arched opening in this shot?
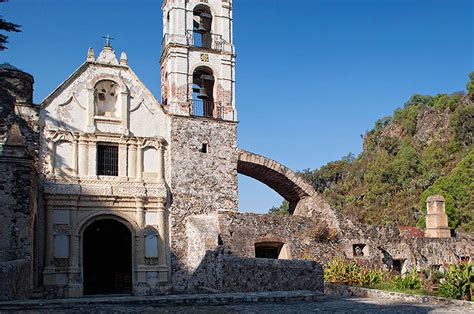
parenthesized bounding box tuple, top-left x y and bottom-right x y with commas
(193, 4, 213, 49)
(83, 218, 132, 295)
(192, 66, 215, 118)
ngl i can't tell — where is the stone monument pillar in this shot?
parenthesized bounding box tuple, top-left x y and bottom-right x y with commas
(424, 195, 451, 238)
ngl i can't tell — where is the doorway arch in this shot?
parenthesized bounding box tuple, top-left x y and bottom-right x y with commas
(83, 218, 132, 295)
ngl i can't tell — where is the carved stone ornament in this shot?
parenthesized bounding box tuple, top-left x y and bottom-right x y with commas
(200, 53, 209, 62)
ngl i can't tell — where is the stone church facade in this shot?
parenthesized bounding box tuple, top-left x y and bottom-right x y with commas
(38, 0, 240, 297)
(0, 0, 472, 301)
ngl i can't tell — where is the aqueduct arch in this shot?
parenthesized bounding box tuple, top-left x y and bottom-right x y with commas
(237, 149, 340, 229)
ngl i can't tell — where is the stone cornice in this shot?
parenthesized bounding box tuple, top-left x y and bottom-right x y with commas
(43, 178, 167, 198)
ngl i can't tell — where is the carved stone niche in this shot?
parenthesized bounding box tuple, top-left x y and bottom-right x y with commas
(352, 243, 366, 257)
(94, 80, 119, 118)
(144, 227, 159, 258)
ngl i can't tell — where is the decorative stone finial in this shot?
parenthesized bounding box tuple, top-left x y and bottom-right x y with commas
(120, 52, 128, 66)
(87, 47, 95, 62)
(96, 46, 119, 65)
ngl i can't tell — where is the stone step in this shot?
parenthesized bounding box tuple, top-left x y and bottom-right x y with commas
(0, 290, 325, 311)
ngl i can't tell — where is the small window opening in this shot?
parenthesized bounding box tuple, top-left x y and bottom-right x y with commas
(431, 264, 441, 271)
(392, 259, 404, 274)
(255, 242, 283, 259)
(352, 244, 365, 257)
(97, 144, 119, 176)
(460, 256, 470, 263)
(200, 143, 208, 153)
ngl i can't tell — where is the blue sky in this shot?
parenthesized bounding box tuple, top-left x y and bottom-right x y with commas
(2, 0, 472, 213)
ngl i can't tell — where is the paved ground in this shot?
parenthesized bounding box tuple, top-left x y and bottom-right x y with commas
(1, 290, 471, 313)
(1, 297, 469, 313)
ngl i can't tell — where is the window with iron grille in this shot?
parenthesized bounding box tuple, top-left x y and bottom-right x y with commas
(255, 242, 283, 259)
(97, 144, 118, 176)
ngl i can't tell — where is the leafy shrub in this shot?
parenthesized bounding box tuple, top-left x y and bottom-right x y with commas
(324, 256, 385, 286)
(438, 262, 473, 301)
(394, 269, 422, 291)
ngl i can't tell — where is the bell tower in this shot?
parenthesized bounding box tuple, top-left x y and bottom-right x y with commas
(160, 0, 236, 121)
(161, 0, 238, 291)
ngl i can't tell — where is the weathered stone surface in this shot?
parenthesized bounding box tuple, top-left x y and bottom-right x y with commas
(0, 66, 38, 301)
(325, 283, 474, 309)
(219, 256, 324, 293)
(168, 115, 238, 292)
(216, 211, 473, 272)
(0, 290, 471, 313)
(0, 259, 31, 301)
(180, 246, 324, 293)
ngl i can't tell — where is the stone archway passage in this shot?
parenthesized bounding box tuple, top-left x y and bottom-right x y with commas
(83, 219, 132, 295)
(237, 149, 340, 229)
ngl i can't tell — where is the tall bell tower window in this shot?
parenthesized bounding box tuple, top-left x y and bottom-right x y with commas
(97, 144, 118, 176)
(193, 5, 212, 49)
(192, 67, 215, 118)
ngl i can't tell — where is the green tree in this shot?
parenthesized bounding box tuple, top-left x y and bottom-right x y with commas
(0, 0, 21, 51)
(420, 150, 474, 231)
(268, 200, 290, 215)
(450, 104, 474, 148)
(467, 72, 474, 102)
(392, 140, 421, 188)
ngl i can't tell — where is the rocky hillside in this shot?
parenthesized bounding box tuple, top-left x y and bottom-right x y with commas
(296, 73, 473, 233)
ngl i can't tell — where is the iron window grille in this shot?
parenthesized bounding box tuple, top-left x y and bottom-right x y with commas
(255, 246, 279, 259)
(97, 144, 119, 176)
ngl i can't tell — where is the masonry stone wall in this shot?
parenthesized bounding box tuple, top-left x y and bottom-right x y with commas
(219, 256, 324, 293)
(168, 116, 238, 292)
(216, 211, 473, 273)
(0, 65, 39, 300)
(182, 248, 324, 293)
(0, 259, 31, 301)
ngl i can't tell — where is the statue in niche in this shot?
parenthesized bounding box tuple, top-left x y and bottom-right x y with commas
(94, 80, 118, 117)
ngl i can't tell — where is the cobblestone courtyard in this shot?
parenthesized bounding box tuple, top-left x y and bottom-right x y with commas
(2, 297, 470, 313)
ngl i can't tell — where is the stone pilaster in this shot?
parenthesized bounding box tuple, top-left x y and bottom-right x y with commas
(78, 134, 88, 176)
(118, 140, 127, 177)
(71, 136, 78, 175)
(87, 136, 96, 176)
(127, 138, 137, 178)
(157, 142, 166, 184)
(157, 200, 168, 284)
(136, 139, 143, 181)
(136, 197, 145, 266)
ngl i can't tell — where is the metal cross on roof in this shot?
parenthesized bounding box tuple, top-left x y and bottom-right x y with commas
(102, 34, 114, 47)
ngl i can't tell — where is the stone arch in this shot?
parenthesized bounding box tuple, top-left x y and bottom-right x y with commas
(237, 149, 340, 229)
(78, 211, 139, 239)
